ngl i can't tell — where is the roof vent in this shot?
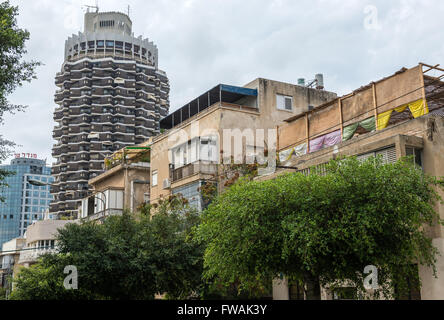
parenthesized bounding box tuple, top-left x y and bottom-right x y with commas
(315, 74, 324, 90)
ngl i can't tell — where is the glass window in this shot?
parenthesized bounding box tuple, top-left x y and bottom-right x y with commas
(406, 147, 423, 168)
(172, 181, 202, 211)
(152, 170, 158, 186)
(276, 94, 293, 111)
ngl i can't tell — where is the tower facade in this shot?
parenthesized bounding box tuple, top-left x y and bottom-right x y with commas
(51, 11, 169, 217)
(0, 155, 54, 247)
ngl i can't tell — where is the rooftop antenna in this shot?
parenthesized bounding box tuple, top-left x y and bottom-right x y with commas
(83, 0, 99, 13)
(127, 5, 130, 17)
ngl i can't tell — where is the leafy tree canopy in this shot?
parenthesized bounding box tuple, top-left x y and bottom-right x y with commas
(196, 156, 444, 299)
(0, 0, 40, 122)
(0, 1, 41, 192)
(11, 196, 204, 300)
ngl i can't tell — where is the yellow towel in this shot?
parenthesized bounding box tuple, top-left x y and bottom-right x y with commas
(377, 99, 428, 130)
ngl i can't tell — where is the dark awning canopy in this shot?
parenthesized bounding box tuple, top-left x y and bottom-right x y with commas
(160, 84, 258, 130)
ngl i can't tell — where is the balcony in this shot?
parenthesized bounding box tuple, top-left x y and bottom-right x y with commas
(171, 161, 218, 182)
(82, 209, 123, 223)
(18, 247, 58, 265)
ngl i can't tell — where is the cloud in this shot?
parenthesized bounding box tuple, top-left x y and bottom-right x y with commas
(1, 0, 443, 165)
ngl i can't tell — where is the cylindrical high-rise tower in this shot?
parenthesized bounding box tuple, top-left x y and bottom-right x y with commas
(51, 10, 169, 217)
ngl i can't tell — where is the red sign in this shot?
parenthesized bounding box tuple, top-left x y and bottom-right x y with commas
(15, 153, 37, 159)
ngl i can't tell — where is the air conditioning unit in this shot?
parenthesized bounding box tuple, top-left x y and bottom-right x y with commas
(162, 178, 171, 189)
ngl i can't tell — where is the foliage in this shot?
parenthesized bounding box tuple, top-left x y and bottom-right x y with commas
(11, 196, 203, 300)
(0, 1, 41, 195)
(196, 156, 444, 299)
(199, 155, 259, 207)
(0, 0, 41, 123)
(0, 286, 7, 300)
(10, 254, 97, 300)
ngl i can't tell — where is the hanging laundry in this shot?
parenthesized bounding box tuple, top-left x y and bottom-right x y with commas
(309, 130, 341, 153)
(342, 117, 376, 141)
(377, 99, 428, 130)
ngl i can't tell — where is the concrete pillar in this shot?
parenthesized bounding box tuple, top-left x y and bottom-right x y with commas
(272, 277, 289, 300)
(419, 238, 444, 299)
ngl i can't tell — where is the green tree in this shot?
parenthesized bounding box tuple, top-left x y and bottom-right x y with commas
(11, 196, 204, 300)
(0, 0, 40, 122)
(0, 1, 41, 192)
(0, 285, 7, 300)
(196, 156, 444, 299)
(10, 254, 96, 300)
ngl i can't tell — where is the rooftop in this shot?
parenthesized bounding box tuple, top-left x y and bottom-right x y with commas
(160, 84, 258, 130)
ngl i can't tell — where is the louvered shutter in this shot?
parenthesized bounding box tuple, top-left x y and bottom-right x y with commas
(375, 147, 397, 164)
(284, 97, 292, 110)
(357, 152, 375, 162)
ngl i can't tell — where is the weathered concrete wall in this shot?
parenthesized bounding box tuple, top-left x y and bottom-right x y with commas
(277, 65, 425, 153)
(25, 220, 73, 244)
(90, 165, 150, 212)
(418, 115, 444, 299)
(279, 117, 306, 150)
(376, 66, 423, 113)
(244, 78, 337, 131)
(149, 78, 337, 205)
(150, 107, 223, 203)
(272, 278, 290, 300)
(342, 87, 374, 126)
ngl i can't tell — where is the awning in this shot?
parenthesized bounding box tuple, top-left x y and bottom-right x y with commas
(160, 84, 258, 130)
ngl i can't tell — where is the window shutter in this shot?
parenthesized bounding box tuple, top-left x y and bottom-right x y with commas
(357, 152, 375, 162)
(376, 147, 397, 164)
(285, 97, 292, 110)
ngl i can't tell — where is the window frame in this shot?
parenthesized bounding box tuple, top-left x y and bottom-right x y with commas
(152, 170, 158, 187)
(276, 94, 293, 111)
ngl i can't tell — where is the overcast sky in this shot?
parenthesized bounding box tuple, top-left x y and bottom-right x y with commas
(1, 0, 443, 165)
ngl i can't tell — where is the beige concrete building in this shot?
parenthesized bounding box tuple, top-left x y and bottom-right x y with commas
(18, 219, 73, 267)
(262, 62, 444, 300)
(150, 80, 336, 208)
(80, 145, 151, 221)
(0, 238, 25, 294)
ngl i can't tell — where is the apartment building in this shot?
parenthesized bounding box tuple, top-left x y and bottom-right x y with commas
(149, 79, 337, 209)
(17, 219, 73, 268)
(262, 63, 444, 300)
(79, 145, 151, 221)
(51, 10, 169, 218)
(0, 219, 72, 297)
(0, 238, 25, 294)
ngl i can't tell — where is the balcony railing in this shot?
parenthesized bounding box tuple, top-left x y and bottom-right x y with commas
(171, 161, 218, 182)
(18, 247, 58, 264)
(83, 209, 123, 222)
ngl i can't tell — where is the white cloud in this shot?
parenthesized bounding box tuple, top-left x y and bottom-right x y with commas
(1, 0, 443, 165)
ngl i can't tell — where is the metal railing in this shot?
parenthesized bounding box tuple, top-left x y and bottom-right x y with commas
(171, 161, 218, 182)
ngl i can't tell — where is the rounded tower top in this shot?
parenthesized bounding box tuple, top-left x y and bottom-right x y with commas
(84, 11, 132, 36)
